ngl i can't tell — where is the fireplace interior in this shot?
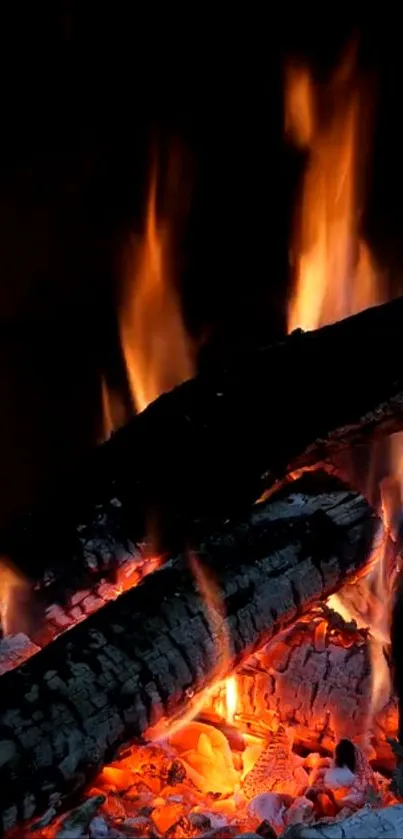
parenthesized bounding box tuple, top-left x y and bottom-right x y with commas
(2, 14, 403, 839)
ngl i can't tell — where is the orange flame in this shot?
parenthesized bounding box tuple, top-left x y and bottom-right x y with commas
(286, 54, 382, 333)
(285, 53, 398, 720)
(148, 554, 236, 741)
(0, 558, 30, 636)
(120, 159, 194, 414)
(100, 376, 127, 440)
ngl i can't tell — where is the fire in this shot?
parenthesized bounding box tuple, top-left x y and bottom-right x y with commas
(119, 157, 194, 414)
(0, 558, 30, 636)
(285, 51, 399, 721)
(101, 376, 114, 440)
(286, 53, 382, 334)
(148, 554, 237, 742)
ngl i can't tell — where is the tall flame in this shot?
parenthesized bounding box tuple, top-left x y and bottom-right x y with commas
(286, 55, 381, 333)
(120, 160, 194, 414)
(285, 53, 399, 719)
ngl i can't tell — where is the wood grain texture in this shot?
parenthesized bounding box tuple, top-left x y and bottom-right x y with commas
(0, 473, 378, 832)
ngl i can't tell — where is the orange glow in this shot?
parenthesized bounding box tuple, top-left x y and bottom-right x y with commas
(120, 158, 194, 414)
(286, 54, 383, 334)
(101, 377, 114, 440)
(0, 558, 30, 636)
(224, 675, 238, 723)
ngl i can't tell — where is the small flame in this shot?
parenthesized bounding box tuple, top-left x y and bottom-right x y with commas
(0, 558, 30, 636)
(100, 376, 127, 440)
(285, 52, 396, 720)
(148, 554, 235, 741)
(120, 157, 194, 414)
(101, 377, 114, 440)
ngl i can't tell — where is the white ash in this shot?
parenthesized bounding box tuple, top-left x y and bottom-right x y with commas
(0, 633, 40, 674)
(89, 815, 110, 837)
(323, 765, 355, 789)
(279, 803, 403, 838)
(247, 792, 285, 830)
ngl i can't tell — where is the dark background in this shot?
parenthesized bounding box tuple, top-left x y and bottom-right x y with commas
(0, 8, 402, 526)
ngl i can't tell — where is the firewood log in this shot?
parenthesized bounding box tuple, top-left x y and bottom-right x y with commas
(4, 296, 403, 607)
(204, 605, 397, 771)
(0, 473, 378, 832)
(280, 804, 403, 838)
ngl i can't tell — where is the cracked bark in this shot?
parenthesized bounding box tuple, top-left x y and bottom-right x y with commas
(4, 296, 403, 607)
(281, 804, 403, 838)
(208, 606, 397, 770)
(0, 472, 378, 832)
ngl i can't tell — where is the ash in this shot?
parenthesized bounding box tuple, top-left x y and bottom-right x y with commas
(0, 633, 40, 674)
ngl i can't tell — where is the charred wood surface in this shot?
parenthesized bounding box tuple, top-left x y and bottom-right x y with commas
(4, 296, 403, 604)
(0, 473, 378, 831)
(212, 605, 397, 770)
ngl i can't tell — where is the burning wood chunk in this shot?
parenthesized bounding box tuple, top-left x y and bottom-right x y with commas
(219, 605, 398, 769)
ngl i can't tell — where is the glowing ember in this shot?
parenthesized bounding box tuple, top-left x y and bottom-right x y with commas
(119, 153, 194, 414)
(56, 607, 397, 838)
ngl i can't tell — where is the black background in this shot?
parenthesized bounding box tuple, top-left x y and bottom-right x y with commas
(0, 7, 402, 526)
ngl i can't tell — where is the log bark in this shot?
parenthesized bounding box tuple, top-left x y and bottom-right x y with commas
(4, 296, 403, 606)
(204, 605, 397, 771)
(280, 804, 403, 838)
(0, 473, 378, 832)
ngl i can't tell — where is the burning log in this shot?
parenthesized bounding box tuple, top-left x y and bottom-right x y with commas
(0, 473, 378, 832)
(4, 296, 403, 607)
(205, 605, 398, 771)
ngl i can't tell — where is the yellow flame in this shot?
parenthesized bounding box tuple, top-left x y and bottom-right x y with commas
(224, 675, 238, 724)
(120, 158, 194, 414)
(285, 53, 396, 718)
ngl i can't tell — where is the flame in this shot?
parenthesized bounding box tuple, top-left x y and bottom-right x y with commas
(285, 53, 397, 720)
(148, 554, 236, 741)
(101, 377, 114, 440)
(120, 158, 194, 414)
(0, 558, 30, 636)
(286, 55, 382, 334)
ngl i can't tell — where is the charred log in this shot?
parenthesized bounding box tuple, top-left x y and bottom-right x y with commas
(4, 296, 403, 605)
(0, 473, 378, 831)
(204, 605, 397, 771)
